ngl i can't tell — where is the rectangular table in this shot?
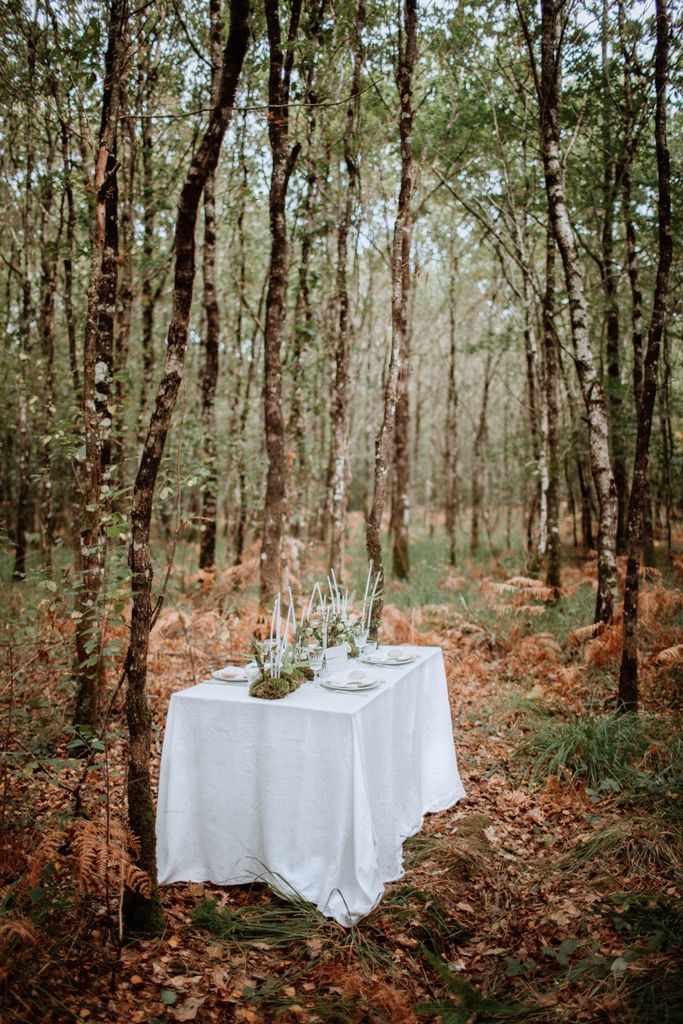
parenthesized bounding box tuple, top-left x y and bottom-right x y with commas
(156, 646, 465, 926)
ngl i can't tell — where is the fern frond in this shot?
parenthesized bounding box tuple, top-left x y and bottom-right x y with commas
(652, 645, 683, 668)
(0, 917, 39, 947)
(506, 576, 546, 589)
(514, 605, 546, 617)
(487, 582, 518, 595)
(567, 621, 604, 645)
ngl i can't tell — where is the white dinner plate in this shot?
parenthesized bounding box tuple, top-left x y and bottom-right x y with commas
(321, 672, 379, 692)
(211, 667, 249, 683)
(361, 651, 417, 666)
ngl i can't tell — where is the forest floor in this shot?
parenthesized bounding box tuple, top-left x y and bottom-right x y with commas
(1, 524, 682, 1024)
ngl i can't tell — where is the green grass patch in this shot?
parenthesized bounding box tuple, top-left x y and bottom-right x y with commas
(192, 891, 327, 949)
(560, 818, 683, 877)
(416, 947, 545, 1022)
(516, 713, 664, 791)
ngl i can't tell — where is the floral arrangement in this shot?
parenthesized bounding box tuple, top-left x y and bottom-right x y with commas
(248, 591, 313, 700)
(248, 567, 381, 701)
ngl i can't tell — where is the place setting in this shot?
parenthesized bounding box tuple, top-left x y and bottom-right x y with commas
(319, 667, 380, 693)
(360, 646, 419, 668)
(207, 564, 388, 700)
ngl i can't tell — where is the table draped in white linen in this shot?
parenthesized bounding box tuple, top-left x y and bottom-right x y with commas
(155, 645, 465, 926)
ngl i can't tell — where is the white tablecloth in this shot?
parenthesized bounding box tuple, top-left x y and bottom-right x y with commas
(156, 645, 465, 926)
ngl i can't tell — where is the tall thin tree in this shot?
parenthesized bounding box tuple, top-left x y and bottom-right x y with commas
(618, 0, 672, 712)
(519, 0, 619, 622)
(199, 0, 224, 571)
(366, 0, 417, 628)
(260, 0, 303, 603)
(124, 0, 250, 934)
(328, 0, 364, 580)
(74, 0, 127, 728)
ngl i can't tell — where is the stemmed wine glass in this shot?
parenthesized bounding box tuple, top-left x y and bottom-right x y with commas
(307, 646, 324, 685)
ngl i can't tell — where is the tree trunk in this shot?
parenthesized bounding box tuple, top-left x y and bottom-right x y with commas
(617, 0, 653, 561)
(74, 0, 127, 728)
(328, 0, 364, 580)
(522, 270, 541, 564)
(114, 101, 136, 508)
(390, 236, 412, 580)
(599, 1, 628, 554)
(139, 65, 158, 438)
(198, 0, 223, 572)
(658, 327, 674, 556)
(444, 257, 459, 566)
(618, 0, 671, 712)
(260, 0, 303, 603)
(366, 0, 417, 630)
(50, 80, 80, 400)
(471, 354, 492, 556)
(530, 0, 619, 622)
(13, 20, 37, 582)
(285, 4, 325, 542)
(543, 225, 561, 588)
(124, 0, 250, 935)
(37, 140, 59, 575)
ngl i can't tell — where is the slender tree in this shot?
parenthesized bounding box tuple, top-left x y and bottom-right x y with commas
(520, 0, 619, 622)
(618, 0, 672, 712)
(328, 0, 364, 580)
(444, 249, 459, 566)
(366, 0, 417, 627)
(542, 225, 561, 588)
(471, 353, 492, 556)
(124, 0, 250, 934)
(13, 14, 38, 581)
(598, 0, 628, 552)
(74, 0, 128, 728)
(198, 0, 223, 571)
(260, 0, 303, 603)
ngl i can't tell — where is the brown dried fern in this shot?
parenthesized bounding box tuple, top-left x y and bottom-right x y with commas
(21, 817, 151, 901)
(652, 644, 683, 668)
(567, 621, 605, 645)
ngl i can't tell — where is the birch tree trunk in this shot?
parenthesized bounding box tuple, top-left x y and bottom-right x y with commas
(529, 0, 619, 622)
(260, 0, 303, 603)
(124, 0, 250, 934)
(543, 225, 561, 588)
(74, 0, 127, 728)
(618, 0, 672, 711)
(366, 0, 417, 629)
(199, 0, 223, 571)
(328, 0, 364, 580)
(599, 1, 628, 554)
(444, 258, 459, 567)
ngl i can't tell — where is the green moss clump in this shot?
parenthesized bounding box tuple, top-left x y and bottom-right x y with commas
(249, 662, 314, 700)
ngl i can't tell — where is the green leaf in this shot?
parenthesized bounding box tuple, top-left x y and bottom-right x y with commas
(556, 938, 580, 965)
(160, 988, 178, 1006)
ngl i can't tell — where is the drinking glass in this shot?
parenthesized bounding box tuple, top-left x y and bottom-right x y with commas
(307, 647, 324, 684)
(362, 638, 378, 658)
